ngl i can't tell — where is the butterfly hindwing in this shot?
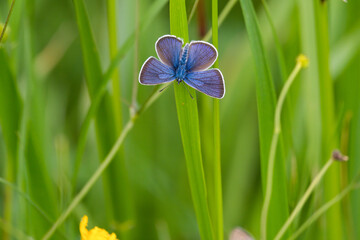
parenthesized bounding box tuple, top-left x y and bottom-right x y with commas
(186, 41, 218, 72)
(184, 69, 225, 99)
(139, 57, 176, 85)
(156, 35, 183, 68)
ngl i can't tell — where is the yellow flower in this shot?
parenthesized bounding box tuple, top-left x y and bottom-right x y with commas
(296, 54, 309, 68)
(80, 215, 118, 240)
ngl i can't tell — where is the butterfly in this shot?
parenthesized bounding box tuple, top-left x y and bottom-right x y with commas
(138, 35, 225, 99)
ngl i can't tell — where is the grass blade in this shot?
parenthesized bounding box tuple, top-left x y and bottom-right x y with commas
(209, 0, 223, 239)
(104, 0, 168, 81)
(262, 55, 308, 240)
(72, 0, 168, 185)
(0, 48, 22, 185)
(170, 0, 214, 239)
(0, 0, 15, 43)
(72, 0, 133, 232)
(314, 2, 342, 238)
(0, 48, 22, 240)
(349, 68, 360, 238)
(290, 180, 360, 240)
(42, 82, 169, 240)
(238, 0, 289, 238)
(106, 0, 122, 134)
(16, 13, 59, 238)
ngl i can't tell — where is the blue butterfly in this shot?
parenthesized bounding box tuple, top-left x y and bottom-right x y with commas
(139, 35, 225, 99)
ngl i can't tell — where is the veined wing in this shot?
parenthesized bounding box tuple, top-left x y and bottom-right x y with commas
(139, 57, 176, 85)
(155, 35, 183, 68)
(186, 41, 218, 72)
(184, 69, 225, 99)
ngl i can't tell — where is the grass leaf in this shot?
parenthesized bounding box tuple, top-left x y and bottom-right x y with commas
(238, 0, 289, 238)
(170, 0, 215, 239)
(209, 0, 223, 239)
(73, 0, 133, 232)
(0, 48, 22, 239)
(309, 1, 342, 238)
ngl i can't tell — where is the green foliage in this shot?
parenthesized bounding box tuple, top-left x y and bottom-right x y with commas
(238, 0, 289, 238)
(1, 0, 360, 239)
(72, 0, 133, 237)
(169, 1, 214, 239)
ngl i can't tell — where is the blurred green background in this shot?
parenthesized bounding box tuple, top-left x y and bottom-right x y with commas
(0, 0, 360, 239)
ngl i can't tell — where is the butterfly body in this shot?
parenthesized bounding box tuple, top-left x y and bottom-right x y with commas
(139, 35, 225, 99)
(175, 43, 190, 83)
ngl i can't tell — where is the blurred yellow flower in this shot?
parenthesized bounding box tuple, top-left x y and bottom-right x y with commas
(80, 215, 118, 240)
(296, 54, 309, 68)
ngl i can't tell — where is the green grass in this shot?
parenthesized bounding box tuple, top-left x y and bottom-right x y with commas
(1, 0, 360, 239)
(238, 0, 288, 239)
(209, 1, 223, 240)
(72, 0, 133, 236)
(169, 1, 214, 239)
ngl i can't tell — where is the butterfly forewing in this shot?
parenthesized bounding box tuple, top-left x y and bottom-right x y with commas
(184, 69, 225, 99)
(186, 41, 218, 72)
(156, 35, 183, 68)
(139, 57, 176, 85)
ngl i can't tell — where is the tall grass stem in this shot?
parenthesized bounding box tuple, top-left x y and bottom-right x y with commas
(42, 120, 134, 240)
(211, 0, 224, 239)
(170, 0, 215, 239)
(107, 0, 123, 133)
(131, 0, 140, 116)
(289, 181, 360, 240)
(42, 84, 168, 240)
(0, 0, 15, 43)
(261, 55, 308, 239)
(274, 158, 334, 240)
(203, 0, 236, 42)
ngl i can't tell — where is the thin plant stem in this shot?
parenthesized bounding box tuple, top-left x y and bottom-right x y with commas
(261, 0, 287, 80)
(0, 0, 15, 43)
(1, 2, 17, 237)
(34, 22, 76, 78)
(15, 19, 33, 240)
(131, 0, 140, 116)
(211, 0, 223, 239)
(107, 0, 122, 133)
(260, 55, 308, 240)
(105, 2, 129, 227)
(203, 0, 237, 42)
(43, 120, 134, 240)
(274, 158, 334, 240)
(103, 0, 168, 83)
(289, 181, 360, 240)
(188, 0, 199, 23)
(42, 84, 167, 240)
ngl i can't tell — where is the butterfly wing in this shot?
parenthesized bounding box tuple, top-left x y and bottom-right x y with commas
(139, 57, 176, 85)
(186, 41, 218, 72)
(184, 69, 225, 99)
(156, 35, 183, 68)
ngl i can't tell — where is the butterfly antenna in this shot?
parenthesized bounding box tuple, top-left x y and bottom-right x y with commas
(159, 83, 172, 92)
(182, 81, 194, 99)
